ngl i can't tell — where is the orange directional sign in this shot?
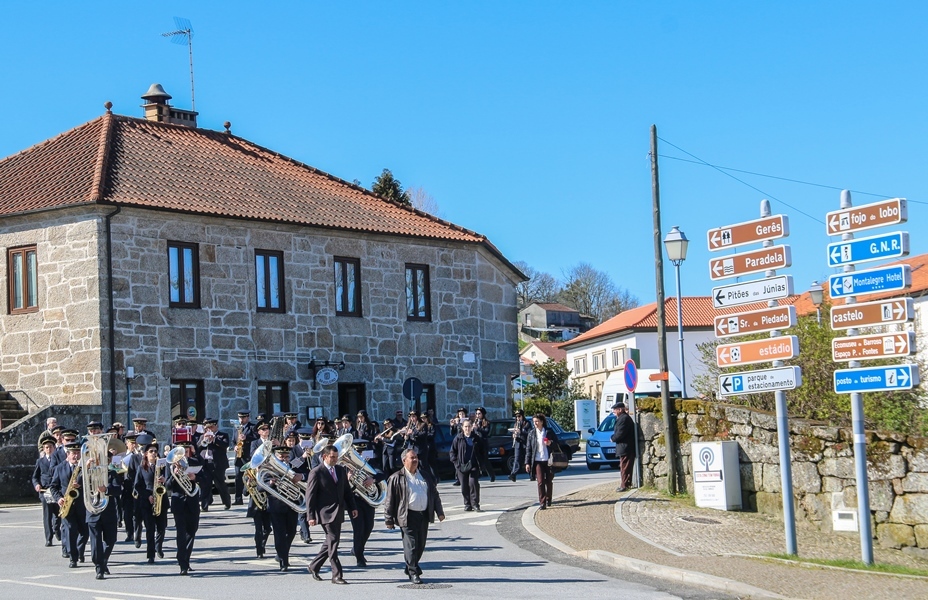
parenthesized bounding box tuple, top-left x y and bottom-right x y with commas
(714, 306, 796, 339)
(832, 332, 915, 362)
(825, 197, 906, 236)
(830, 297, 915, 331)
(709, 245, 791, 281)
(716, 336, 799, 368)
(707, 215, 789, 252)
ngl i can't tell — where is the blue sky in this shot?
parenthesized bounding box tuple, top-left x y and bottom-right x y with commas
(2, 2, 927, 306)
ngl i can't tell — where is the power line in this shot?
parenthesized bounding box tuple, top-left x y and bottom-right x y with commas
(656, 137, 824, 224)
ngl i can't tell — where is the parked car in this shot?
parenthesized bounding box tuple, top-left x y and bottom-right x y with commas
(584, 413, 621, 470)
(225, 447, 237, 487)
(484, 418, 581, 473)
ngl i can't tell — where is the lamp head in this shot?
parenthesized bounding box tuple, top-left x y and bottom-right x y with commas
(663, 225, 689, 263)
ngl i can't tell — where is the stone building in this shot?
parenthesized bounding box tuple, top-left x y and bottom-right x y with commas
(0, 84, 524, 451)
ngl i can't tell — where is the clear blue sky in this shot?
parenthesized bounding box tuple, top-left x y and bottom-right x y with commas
(3, 2, 927, 306)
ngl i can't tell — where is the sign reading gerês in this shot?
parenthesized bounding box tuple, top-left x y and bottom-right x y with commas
(707, 215, 788, 252)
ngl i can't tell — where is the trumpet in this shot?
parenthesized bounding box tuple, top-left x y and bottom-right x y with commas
(82, 433, 115, 515)
(197, 428, 215, 448)
(332, 434, 387, 507)
(166, 447, 200, 498)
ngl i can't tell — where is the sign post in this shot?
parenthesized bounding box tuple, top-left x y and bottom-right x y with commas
(707, 200, 799, 556)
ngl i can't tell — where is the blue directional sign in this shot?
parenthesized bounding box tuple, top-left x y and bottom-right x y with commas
(826, 231, 909, 268)
(834, 364, 920, 394)
(828, 264, 911, 299)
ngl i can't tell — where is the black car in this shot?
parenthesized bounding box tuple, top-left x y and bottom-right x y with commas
(484, 418, 580, 474)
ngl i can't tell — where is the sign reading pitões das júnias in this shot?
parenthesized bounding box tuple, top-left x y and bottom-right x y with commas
(712, 275, 793, 309)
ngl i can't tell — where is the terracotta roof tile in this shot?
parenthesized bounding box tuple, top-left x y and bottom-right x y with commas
(520, 341, 567, 363)
(0, 114, 521, 271)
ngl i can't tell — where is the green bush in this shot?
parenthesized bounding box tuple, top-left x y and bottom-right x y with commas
(551, 399, 575, 430)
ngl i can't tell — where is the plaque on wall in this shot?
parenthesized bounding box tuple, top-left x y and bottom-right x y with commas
(315, 367, 340, 386)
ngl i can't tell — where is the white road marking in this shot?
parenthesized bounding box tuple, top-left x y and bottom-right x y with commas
(0, 524, 43, 529)
(0, 579, 202, 600)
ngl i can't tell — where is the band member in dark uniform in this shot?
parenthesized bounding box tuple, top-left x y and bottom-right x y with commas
(449, 407, 468, 436)
(134, 442, 167, 564)
(349, 466, 386, 567)
(268, 444, 305, 572)
(247, 469, 272, 558)
(451, 419, 489, 511)
(120, 432, 143, 546)
(290, 429, 316, 544)
(374, 419, 399, 474)
(283, 412, 302, 438)
(234, 411, 259, 505)
(49, 442, 87, 568)
(51, 429, 79, 468)
(86, 437, 121, 580)
(131, 417, 154, 438)
(165, 440, 206, 575)
(305, 445, 357, 584)
(354, 410, 377, 444)
(32, 437, 59, 546)
(335, 415, 356, 438)
(196, 417, 231, 511)
(509, 409, 532, 482)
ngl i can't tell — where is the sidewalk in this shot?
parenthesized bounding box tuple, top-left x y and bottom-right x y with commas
(530, 481, 928, 600)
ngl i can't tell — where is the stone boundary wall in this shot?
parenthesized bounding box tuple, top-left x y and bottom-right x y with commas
(635, 398, 928, 550)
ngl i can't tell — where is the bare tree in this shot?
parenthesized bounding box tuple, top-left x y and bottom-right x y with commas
(514, 261, 559, 309)
(558, 262, 637, 323)
(407, 186, 442, 217)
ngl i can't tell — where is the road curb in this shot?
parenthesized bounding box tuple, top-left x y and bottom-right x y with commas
(520, 482, 796, 600)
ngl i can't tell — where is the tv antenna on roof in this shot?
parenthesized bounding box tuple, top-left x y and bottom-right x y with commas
(162, 17, 196, 111)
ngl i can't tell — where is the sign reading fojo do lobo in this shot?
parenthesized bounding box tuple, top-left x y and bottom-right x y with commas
(825, 197, 906, 236)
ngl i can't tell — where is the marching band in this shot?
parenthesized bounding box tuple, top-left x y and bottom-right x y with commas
(28, 407, 529, 584)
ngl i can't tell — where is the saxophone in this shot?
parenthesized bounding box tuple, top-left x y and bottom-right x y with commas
(152, 460, 166, 517)
(231, 420, 244, 459)
(59, 463, 82, 519)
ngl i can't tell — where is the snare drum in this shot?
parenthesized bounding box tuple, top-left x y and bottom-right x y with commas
(172, 425, 194, 445)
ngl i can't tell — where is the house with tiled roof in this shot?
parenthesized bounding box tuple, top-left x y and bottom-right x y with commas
(0, 85, 525, 461)
(518, 301, 589, 342)
(557, 296, 804, 403)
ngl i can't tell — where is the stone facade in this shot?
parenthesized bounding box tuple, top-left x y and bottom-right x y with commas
(636, 398, 928, 550)
(0, 206, 521, 445)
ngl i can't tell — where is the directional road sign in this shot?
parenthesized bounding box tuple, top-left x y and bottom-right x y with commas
(712, 275, 793, 309)
(716, 336, 799, 368)
(714, 305, 796, 339)
(826, 231, 909, 268)
(834, 364, 919, 394)
(825, 197, 906, 236)
(707, 215, 789, 252)
(832, 331, 915, 362)
(830, 297, 915, 330)
(828, 264, 910, 299)
(709, 245, 792, 281)
(718, 366, 802, 397)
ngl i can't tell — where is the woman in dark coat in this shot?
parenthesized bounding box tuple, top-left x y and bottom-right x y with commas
(450, 419, 488, 511)
(524, 413, 558, 510)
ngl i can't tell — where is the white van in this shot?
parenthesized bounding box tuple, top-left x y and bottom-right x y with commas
(598, 369, 682, 422)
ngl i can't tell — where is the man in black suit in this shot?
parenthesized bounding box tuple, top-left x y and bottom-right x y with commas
(305, 445, 357, 584)
(32, 438, 59, 546)
(383, 448, 445, 585)
(611, 402, 637, 492)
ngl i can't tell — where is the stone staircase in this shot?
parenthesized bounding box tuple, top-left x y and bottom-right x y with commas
(0, 391, 27, 429)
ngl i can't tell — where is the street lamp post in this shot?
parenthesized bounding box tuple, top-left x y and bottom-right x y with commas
(809, 281, 824, 324)
(663, 226, 689, 397)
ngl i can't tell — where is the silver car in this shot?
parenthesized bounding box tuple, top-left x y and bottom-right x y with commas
(585, 414, 621, 470)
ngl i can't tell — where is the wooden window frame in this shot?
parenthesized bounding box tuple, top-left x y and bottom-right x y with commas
(8, 245, 38, 314)
(405, 263, 432, 322)
(167, 241, 200, 308)
(334, 256, 362, 317)
(256, 249, 286, 313)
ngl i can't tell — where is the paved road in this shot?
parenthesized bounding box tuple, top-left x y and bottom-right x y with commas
(0, 460, 733, 599)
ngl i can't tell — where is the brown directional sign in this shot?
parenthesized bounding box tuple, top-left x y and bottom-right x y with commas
(832, 332, 915, 362)
(707, 215, 789, 252)
(709, 245, 791, 281)
(714, 305, 796, 339)
(830, 297, 915, 331)
(825, 197, 906, 236)
(716, 336, 799, 368)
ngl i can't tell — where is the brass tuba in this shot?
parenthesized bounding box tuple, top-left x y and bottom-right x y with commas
(166, 447, 200, 498)
(81, 433, 114, 515)
(248, 440, 320, 514)
(332, 434, 387, 507)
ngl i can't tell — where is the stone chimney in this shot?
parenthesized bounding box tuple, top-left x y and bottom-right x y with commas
(140, 83, 198, 127)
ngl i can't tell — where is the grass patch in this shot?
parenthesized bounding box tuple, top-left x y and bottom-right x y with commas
(765, 553, 928, 577)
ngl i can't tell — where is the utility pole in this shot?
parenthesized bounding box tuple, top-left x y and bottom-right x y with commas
(650, 125, 679, 495)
